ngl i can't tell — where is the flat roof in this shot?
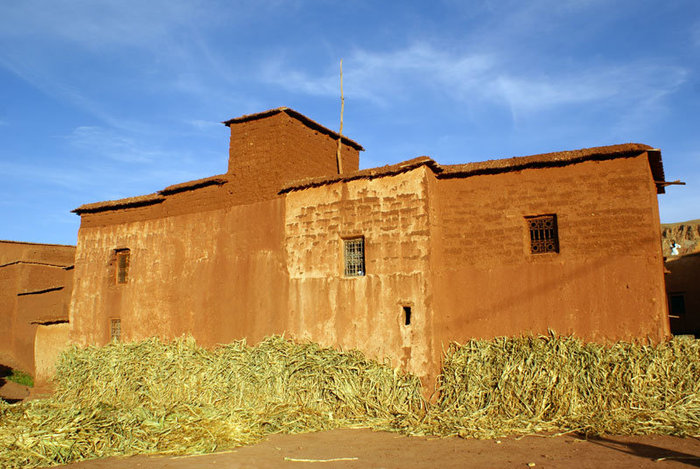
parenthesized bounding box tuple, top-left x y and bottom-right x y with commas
(74, 143, 667, 215)
(0, 240, 75, 248)
(73, 175, 229, 214)
(282, 143, 666, 194)
(222, 107, 365, 152)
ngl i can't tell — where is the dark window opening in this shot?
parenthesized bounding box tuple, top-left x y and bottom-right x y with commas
(526, 215, 559, 254)
(669, 294, 686, 318)
(110, 318, 121, 342)
(115, 249, 130, 284)
(344, 237, 365, 277)
(403, 306, 412, 326)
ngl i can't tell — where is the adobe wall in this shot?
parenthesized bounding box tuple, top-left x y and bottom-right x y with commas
(227, 112, 360, 201)
(70, 197, 290, 347)
(665, 252, 700, 336)
(431, 154, 670, 344)
(0, 265, 19, 369)
(283, 167, 439, 385)
(79, 183, 237, 227)
(0, 241, 75, 266)
(34, 322, 70, 386)
(0, 262, 72, 374)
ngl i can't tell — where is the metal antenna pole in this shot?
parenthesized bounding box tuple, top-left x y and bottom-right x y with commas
(336, 59, 344, 174)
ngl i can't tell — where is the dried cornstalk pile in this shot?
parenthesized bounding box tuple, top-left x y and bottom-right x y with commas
(0, 336, 424, 468)
(0, 334, 698, 468)
(429, 334, 700, 438)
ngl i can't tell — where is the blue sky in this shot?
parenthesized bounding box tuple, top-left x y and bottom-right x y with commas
(1, 0, 698, 245)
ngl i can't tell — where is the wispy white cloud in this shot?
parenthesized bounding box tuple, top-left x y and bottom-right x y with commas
(0, 0, 241, 131)
(261, 42, 687, 125)
(260, 43, 495, 105)
(0, 1, 200, 49)
(186, 119, 224, 131)
(0, 160, 97, 191)
(66, 126, 166, 164)
(493, 64, 687, 124)
(693, 20, 700, 47)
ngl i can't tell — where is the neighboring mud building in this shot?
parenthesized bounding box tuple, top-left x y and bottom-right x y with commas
(69, 108, 671, 386)
(663, 219, 700, 337)
(0, 241, 75, 379)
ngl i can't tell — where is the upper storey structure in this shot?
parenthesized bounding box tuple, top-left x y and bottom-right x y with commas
(74, 108, 362, 220)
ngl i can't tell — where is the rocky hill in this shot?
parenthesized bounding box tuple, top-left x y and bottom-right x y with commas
(661, 219, 700, 257)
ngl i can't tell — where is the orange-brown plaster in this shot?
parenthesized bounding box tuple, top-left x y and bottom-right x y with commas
(67, 109, 670, 391)
(431, 154, 669, 346)
(0, 242, 74, 374)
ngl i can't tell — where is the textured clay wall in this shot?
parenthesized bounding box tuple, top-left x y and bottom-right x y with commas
(0, 265, 19, 368)
(431, 154, 669, 344)
(0, 263, 72, 373)
(0, 241, 75, 266)
(34, 322, 70, 386)
(227, 112, 360, 200)
(284, 168, 438, 384)
(79, 183, 234, 228)
(70, 198, 289, 347)
(665, 253, 700, 336)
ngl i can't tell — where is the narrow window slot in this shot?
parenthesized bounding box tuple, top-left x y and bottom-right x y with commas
(403, 306, 412, 326)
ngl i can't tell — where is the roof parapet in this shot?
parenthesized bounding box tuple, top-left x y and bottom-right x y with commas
(281, 143, 666, 194)
(223, 107, 364, 152)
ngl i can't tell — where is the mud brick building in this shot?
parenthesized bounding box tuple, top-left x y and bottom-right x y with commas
(0, 241, 75, 378)
(665, 252, 700, 337)
(69, 108, 671, 386)
(662, 220, 700, 337)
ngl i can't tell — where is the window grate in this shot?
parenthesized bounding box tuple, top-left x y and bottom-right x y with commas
(115, 249, 130, 284)
(526, 215, 559, 254)
(344, 237, 365, 277)
(110, 319, 121, 342)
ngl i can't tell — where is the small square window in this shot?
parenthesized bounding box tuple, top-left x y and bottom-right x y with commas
(110, 318, 121, 342)
(344, 237, 365, 277)
(115, 249, 130, 284)
(526, 215, 559, 254)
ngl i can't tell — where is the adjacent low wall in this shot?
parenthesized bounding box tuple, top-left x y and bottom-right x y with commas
(34, 322, 70, 386)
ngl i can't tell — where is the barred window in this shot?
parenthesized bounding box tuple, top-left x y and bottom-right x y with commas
(344, 237, 365, 277)
(115, 249, 130, 284)
(526, 215, 559, 254)
(110, 319, 121, 342)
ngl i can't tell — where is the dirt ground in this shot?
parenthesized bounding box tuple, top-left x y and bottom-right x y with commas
(55, 428, 700, 469)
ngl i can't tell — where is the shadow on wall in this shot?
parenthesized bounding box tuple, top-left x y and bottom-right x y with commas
(0, 363, 10, 385)
(665, 251, 700, 337)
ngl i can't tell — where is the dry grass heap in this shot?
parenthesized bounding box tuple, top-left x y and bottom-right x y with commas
(432, 334, 700, 438)
(0, 336, 423, 468)
(0, 334, 698, 468)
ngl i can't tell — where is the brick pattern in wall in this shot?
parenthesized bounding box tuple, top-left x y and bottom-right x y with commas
(228, 112, 359, 195)
(285, 169, 430, 278)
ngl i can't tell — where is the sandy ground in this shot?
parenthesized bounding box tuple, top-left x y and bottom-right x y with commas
(54, 428, 700, 469)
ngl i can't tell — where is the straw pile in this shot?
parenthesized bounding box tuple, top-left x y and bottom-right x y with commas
(0, 336, 424, 468)
(0, 334, 698, 468)
(430, 333, 700, 438)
